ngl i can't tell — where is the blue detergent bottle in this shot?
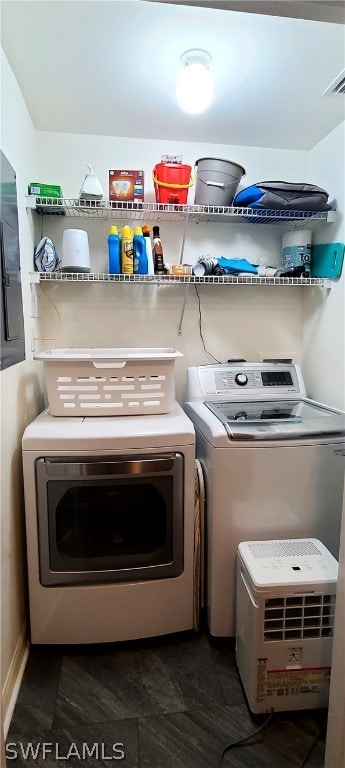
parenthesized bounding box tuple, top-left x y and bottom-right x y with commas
(133, 226, 148, 274)
(108, 225, 121, 274)
(142, 224, 155, 275)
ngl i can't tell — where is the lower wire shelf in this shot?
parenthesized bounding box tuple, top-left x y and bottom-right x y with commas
(29, 272, 331, 287)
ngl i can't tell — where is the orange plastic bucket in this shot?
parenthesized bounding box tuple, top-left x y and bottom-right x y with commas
(152, 163, 193, 204)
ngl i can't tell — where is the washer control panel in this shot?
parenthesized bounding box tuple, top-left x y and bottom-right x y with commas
(186, 362, 305, 401)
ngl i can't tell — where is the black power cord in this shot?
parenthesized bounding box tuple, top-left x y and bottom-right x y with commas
(219, 710, 327, 768)
(194, 285, 221, 363)
(219, 710, 274, 766)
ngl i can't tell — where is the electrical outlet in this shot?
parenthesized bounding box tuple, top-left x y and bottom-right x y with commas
(287, 647, 302, 666)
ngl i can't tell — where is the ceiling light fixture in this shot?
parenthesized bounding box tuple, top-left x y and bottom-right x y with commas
(176, 49, 214, 115)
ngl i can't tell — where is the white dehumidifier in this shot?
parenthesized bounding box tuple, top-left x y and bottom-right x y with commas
(236, 538, 338, 714)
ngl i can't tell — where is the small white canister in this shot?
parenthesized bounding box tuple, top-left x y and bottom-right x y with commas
(62, 229, 90, 272)
(282, 230, 312, 274)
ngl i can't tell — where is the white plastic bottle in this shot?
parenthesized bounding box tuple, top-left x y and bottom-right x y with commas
(142, 224, 155, 275)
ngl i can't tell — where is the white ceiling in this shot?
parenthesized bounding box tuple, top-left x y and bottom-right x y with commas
(148, 1, 345, 25)
(1, 0, 344, 150)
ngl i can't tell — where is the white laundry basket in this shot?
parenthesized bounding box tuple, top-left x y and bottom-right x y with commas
(34, 348, 183, 416)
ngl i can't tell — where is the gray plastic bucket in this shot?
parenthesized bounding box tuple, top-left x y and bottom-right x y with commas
(194, 157, 246, 206)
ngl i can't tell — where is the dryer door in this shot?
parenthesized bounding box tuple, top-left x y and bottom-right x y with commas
(35, 453, 184, 586)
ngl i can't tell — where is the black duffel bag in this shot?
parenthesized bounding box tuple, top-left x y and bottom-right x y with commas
(233, 181, 331, 211)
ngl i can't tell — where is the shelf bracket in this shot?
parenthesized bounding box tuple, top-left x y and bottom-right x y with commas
(179, 208, 190, 265)
(178, 285, 189, 335)
(176, 208, 191, 335)
(30, 282, 39, 318)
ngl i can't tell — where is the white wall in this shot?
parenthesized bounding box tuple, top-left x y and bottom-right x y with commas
(0, 48, 45, 732)
(325, 489, 345, 768)
(305, 121, 345, 768)
(35, 131, 312, 205)
(302, 121, 345, 409)
(33, 131, 313, 401)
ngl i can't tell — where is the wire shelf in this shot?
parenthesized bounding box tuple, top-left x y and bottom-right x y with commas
(30, 272, 331, 288)
(26, 196, 335, 226)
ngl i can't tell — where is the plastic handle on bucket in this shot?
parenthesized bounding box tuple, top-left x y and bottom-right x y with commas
(92, 362, 127, 368)
(152, 172, 194, 189)
(202, 179, 241, 189)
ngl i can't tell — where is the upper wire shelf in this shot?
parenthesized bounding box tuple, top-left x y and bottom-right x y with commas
(30, 272, 331, 288)
(25, 196, 336, 226)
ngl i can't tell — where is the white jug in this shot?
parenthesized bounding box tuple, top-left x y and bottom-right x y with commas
(62, 229, 90, 272)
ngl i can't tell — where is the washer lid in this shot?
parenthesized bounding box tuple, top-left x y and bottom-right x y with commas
(205, 399, 345, 440)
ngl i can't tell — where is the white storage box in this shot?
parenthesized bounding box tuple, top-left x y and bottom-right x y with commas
(34, 348, 183, 416)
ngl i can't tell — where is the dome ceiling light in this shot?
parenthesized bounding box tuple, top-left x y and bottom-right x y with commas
(176, 49, 214, 115)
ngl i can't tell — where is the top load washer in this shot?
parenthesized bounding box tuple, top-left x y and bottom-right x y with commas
(185, 362, 345, 637)
(22, 402, 196, 644)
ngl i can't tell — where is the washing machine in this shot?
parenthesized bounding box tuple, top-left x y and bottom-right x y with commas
(184, 362, 345, 638)
(22, 402, 196, 644)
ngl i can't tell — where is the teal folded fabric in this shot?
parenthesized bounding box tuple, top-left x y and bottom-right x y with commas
(217, 258, 257, 274)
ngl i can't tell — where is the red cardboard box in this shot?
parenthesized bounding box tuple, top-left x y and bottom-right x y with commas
(109, 170, 144, 202)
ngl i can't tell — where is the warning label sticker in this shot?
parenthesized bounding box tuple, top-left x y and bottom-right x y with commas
(256, 660, 330, 701)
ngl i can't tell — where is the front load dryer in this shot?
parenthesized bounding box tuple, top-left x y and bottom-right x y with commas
(185, 362, 345, 638)
(22, 402, 196, 644)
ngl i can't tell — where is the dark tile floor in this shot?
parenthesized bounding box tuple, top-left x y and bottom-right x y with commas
(6, 625, 327, 767)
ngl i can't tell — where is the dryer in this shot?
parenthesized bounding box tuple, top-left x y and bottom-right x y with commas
(22, 402, 196, 644)
(184, 362, 345, 638)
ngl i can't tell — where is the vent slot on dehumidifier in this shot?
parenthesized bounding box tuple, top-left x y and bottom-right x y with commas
(248, 540, 321, 558)
(264, 594, 336, 642)
(323, 69, 345, 96)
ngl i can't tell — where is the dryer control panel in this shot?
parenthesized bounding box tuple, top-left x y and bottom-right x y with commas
(186, 362, 305, 401)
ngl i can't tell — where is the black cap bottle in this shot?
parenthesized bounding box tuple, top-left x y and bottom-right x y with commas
(152, 226, 165, 275)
